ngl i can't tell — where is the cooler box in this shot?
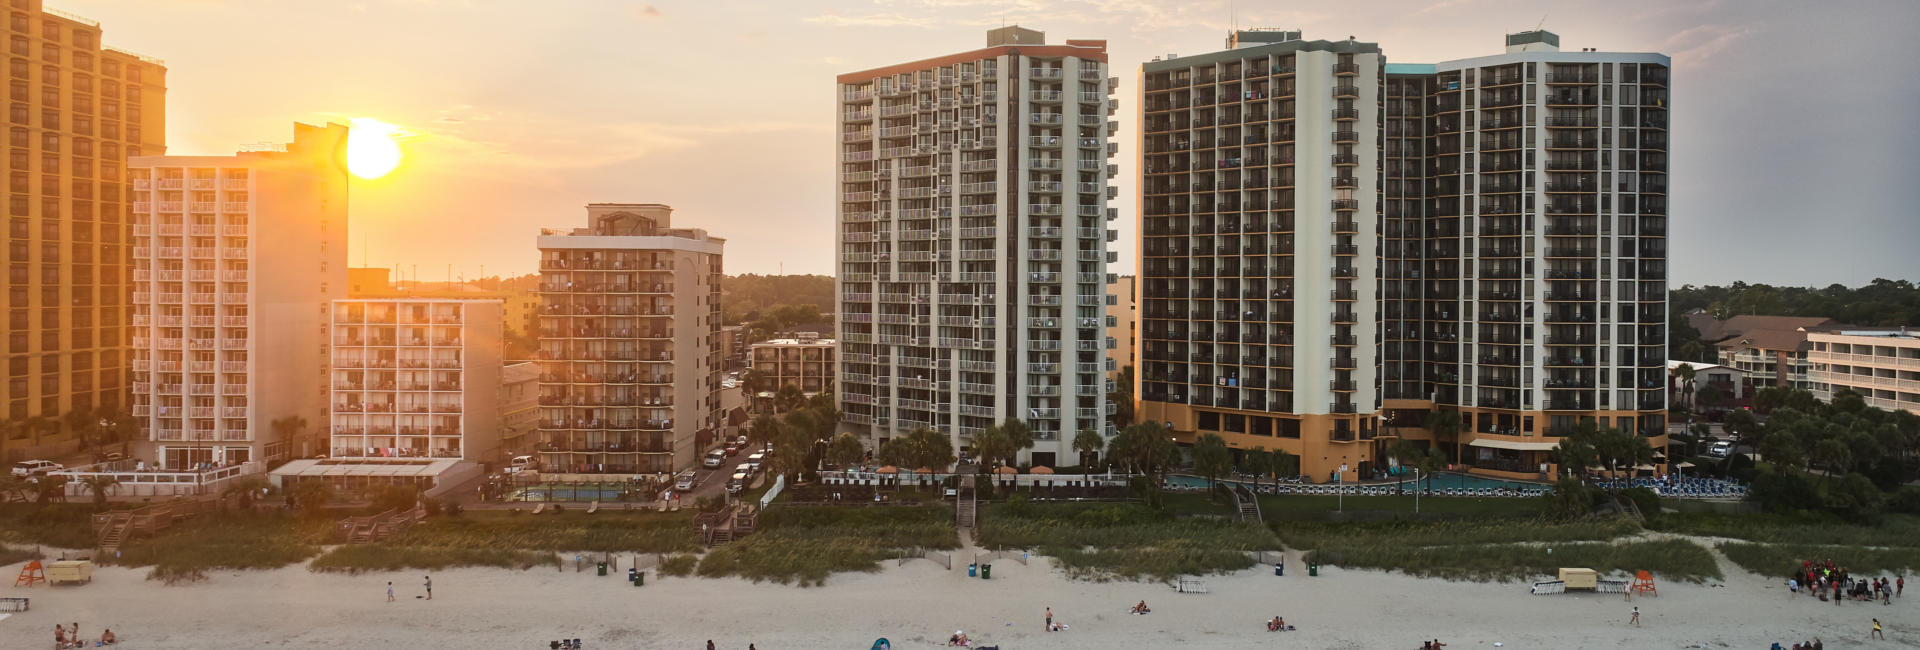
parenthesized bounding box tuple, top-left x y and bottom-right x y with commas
(46, 560, 93, 585)
(1558, 567, 1598, 589)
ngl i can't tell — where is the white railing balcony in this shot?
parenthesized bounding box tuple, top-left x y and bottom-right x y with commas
(223, 178, 248, 190)
(222, 202, 248, 213)
(1029, 68, 1063, 79)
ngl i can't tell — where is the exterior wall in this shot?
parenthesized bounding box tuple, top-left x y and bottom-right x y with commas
(327, 299, 503, 462)
(836, 30, 1117, 466)
(1808, 331, 1920, 414)
(1137, 37, 1385, 482)
(129, 122, 346, 469)
(2, 3, 167, 459)
(535, 203, 723, 474)
(1105, 275, 1135, 381)
(498, 361, 538, 459)
(749, 340, 835, 395)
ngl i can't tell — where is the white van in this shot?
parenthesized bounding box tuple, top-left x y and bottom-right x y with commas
(726, 472, 748, 494)
(504, 455, 537, 474)
(735, 462, 754, 479)
(703, 449, 727, 468)
(746, 452, 767, 473)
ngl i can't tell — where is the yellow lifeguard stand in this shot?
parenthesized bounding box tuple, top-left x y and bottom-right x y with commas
(1631, 570, 1658, 598)
(12, 560, 45, 587)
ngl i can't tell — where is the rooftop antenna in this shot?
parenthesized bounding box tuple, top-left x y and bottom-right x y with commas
(1534, 13, 1548, 32)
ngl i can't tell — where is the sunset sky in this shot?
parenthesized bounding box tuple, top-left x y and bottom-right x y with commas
(65, 0, 1920, 286)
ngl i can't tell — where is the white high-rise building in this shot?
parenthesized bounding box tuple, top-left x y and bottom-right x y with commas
(129, 122, 348, 468)
(326, 298, 505, 462)
(835, 26, 1119, 466)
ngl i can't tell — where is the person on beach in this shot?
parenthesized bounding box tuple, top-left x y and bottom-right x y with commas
(54, 624, 67, 649)
(1901, 576, 1906, 597)
(387, 581, 395, 602)
(706, 641, 716, 650)
(1131, 600, 1150, 615)
(1628, 607, 1640, 626)
(424, 575, 433, 600)
(1871, 618, 1884, 640)
(99, 628, 116, 646)
(1045, 606, 1052, 631)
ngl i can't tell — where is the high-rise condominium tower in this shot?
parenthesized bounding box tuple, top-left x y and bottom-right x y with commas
(130, 122, 348, 468)
(836, 26, 1119, 466)
(535, 204, 723, 474)
(1139, 30, 1670, 481)
(3, 1, 166, 455)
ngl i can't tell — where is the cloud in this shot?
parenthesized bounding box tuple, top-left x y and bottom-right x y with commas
(804, 12, 935, 28)
(635, 3, 662, 19)
(1660, 23, 1754, 67)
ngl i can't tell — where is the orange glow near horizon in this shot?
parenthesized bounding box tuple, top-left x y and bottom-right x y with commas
(347, 118, 403, 179)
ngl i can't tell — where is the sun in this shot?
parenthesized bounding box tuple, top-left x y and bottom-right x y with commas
(346, 118, 403, 179)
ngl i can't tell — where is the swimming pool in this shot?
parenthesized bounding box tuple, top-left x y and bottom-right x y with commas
(505, 484, 633, 502)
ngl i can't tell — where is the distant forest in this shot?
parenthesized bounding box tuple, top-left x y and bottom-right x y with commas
(1670, 279, 1920, 360)
(723, 274, 834, 325)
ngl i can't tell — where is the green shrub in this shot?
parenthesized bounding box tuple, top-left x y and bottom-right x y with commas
(384, 510, 699, 553)
(0, 545, 42, 567)
(658, 554, 698, 576)
(695, 505, 959, 586)
(1749, 472, 1822, 513)
(1719, 542, 1920, 579)
(1620, 487, 1661, 515)
(117, 512, 332, 577)
(1544, 478, 1596, 519)
(976, 501, 1276, 580)
(0, 504, 96, 548)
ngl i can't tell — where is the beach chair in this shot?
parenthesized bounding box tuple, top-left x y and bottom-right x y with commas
(587, 501, 599, 514)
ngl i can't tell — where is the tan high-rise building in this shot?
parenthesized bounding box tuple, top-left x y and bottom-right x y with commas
(3, 1, 166, 460)
(129, 122, 347, 468)
(326, 298, 505, 462)
(836, 27, 1120, 466)
(536, 203, 723, 474)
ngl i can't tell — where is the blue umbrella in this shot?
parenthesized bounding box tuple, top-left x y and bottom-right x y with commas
(870, 639, 891, 650)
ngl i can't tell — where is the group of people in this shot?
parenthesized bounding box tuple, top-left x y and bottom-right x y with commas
(1129, 600, 1152, 615)
(1788, 559, 1901, 605)
(53, 622, 115, 649)
(946, 630, 971, 646)
(1265, 616, 1294, 632)
(1774, 639, 1825, 650)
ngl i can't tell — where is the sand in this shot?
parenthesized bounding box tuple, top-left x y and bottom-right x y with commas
(0, 544, 1912, 649)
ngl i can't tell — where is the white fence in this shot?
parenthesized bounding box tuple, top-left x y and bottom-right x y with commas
(50, 461, 263, 500)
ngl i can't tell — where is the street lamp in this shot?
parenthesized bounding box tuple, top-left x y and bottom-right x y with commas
(1413, 467, 1421, 514)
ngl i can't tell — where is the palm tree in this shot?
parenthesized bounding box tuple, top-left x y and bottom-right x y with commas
(223, 476, 271, 509)
(826, 432, 865, 470)
(1671, 363, 1697, 409)
(1388, 440, 1443, 493)
(748, 413, 783, 453)
(272, 415, 310, 460)
(34, 474, 69, 504)
(1423, 408, 1462, 464)
(1813, 438, 1852, 487)
(78, 475, 119, 507)
(1241, 447, 1275, 491)
(740, 368, 767, 406)
(993, 419, 1036, 466)
(1191, 433, 1231, 492)
(907, 426, 956, 477)
(1721, 408, 1760, 475)
(1113, 421, 1177, 479)
(1108, 365, 1135, 430)
(971, 427, 1015, 471)
(1072, 427, 1104, 470)
(774, 384, 805, 414)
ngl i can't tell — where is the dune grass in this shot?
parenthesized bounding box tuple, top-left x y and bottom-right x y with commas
(1274, 518, 1640, 550)
(0, 503, 97, 548)
(0, 545, 42, 567)
(658, 553, 698, 577)
(695, 504, 958, 586)
(380, 509, 700, 553)
(309, 545, 558, 574)
(1651, 513, 1920, 547)
(114, 512, 334, 583)
(1717, 542, 1920, 580)
(976, 501, 1279, 581)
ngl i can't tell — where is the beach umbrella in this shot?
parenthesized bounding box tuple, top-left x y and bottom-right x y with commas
(1634, 464, 1656, 471)
(876, 465, 899, 474)
(914, 467, 932, 474)
(1674, 461, 1695, 468)
(1030, 466, 1054, 474)
(994, 465, 1018, 475)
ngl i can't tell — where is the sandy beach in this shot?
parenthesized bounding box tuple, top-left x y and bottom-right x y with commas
(1, 542, 1913, 649)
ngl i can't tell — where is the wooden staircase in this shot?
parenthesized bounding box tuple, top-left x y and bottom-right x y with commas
(336, 504, 429, 544)
(1231, 485, 1262, 524)
(956, 474, 977, 529)
(93, 499, 209, 558)
(695, 505, 756, 547)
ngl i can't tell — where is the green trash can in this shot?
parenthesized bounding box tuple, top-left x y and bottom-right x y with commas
(981, 564, 992, 580)
(635, 571, 644, 587)
(597, 562, 607, 576)
(1308, 563, 1319, 577)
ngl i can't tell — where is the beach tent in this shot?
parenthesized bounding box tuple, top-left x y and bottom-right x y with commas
(994, 466, 1018, 474)
(1674, 461, 1695, 468)
(871, 638, 892, 650)
(1030, 466, 1054, 474)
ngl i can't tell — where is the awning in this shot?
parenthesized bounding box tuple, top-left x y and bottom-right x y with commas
(1467, 438, 1560, 452)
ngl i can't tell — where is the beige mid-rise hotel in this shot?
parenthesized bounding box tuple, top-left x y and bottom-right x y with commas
(129, 123, 347, 468)
(536, 204, 723, 474)
(835, 27, 1120, 466)
(1809, 329, 1920, 415)
(3, 0, 166, 458)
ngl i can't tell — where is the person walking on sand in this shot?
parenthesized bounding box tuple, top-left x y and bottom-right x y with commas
(1871, 618, 1884, 640)
(424, 575, 433, 600)
(1628, 607, 1640, 627)
(1046, 606, 1053, 632)
(387, 581, 395, 602)
(1900, 576, 1906, 597)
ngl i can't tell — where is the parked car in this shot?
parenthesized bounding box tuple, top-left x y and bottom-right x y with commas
(747, 452, 767, 473)
(504, 455, 537, 474)
(736, 435, 750, 447)
(11, 460, 62, 477)
(724, 444, 741, 457)
(1708, 441, 1732, 458)
(703, 449, 726, 468)
(726, 472, 748, 495)
(674, 470, 698, 491)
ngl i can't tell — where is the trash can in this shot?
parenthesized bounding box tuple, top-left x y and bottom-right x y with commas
(968, 563, 978, 577)
(597, 562, 607, 576)
(1274, 563, 1283, 576)
(1308, 563, 1319, 577)
(635, 571, 644, 587)
(627, 568, 637, 583)
(981, 564, 992, 580)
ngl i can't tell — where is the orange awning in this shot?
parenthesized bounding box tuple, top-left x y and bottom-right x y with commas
(1030, 466, 1055, 474)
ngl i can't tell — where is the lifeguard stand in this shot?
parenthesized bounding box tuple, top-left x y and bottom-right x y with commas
(1631, 570, 1658, 598)
(13, 560, 45, 587)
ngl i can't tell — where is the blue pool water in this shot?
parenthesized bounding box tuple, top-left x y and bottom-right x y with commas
(506, 485, 630, 502)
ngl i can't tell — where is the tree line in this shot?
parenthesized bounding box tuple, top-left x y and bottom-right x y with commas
(1670, 279, 1920, 362)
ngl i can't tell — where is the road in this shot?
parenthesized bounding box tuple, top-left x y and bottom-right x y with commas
(672, 442, 769, 504)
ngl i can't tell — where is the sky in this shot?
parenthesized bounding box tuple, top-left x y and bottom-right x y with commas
(64, 0, 1920, 287)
